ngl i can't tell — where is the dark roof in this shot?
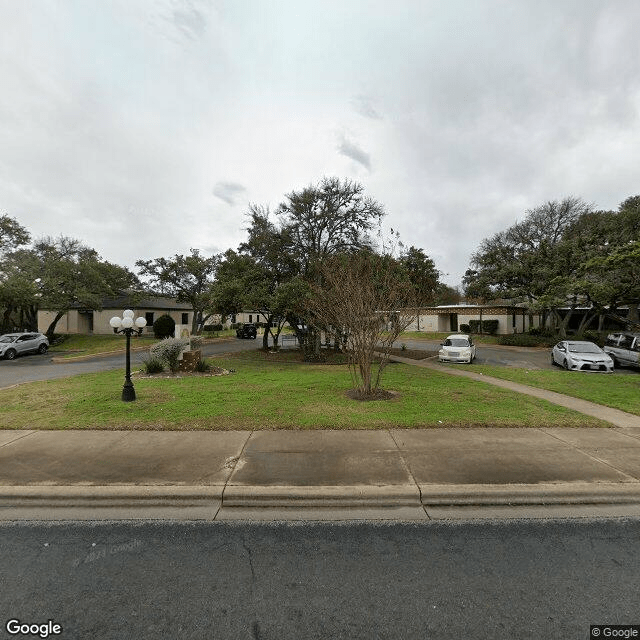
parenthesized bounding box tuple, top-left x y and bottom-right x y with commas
(42, 295, 193, 312)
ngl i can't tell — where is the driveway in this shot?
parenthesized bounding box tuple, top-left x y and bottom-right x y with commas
(0, 338, 260, 389)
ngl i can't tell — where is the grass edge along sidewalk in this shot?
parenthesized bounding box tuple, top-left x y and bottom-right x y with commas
(0, 351, 608, 430)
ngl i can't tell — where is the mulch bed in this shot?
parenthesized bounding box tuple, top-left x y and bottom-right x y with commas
(345, 389, 401, 401)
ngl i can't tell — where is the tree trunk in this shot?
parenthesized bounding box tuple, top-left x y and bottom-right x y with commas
(45, 310, 67, 340)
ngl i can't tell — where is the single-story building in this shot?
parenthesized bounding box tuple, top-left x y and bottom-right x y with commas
(403, 305, 542, 335)
(38, 296, 195, 336)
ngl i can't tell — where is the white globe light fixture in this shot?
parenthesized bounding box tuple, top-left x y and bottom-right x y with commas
(110, 310, 147, 402)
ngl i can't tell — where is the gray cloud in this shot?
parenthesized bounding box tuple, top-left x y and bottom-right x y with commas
(337, 136, 372, 172)
(213, 181, 247, 206)
(352, 95, 382, 120)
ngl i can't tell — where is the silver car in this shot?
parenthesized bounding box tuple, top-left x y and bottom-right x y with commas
(603, 332, 640, 369)
(0, 333, 49, 360)
(551, 340, 613, 372)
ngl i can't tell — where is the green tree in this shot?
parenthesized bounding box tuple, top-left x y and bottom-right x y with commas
(398, 246, 440, 329)
(464, 197, 593, 335)
(34, 236, 138, 339)
(136, 249, 218, 334)
(276, 177, 385, 359)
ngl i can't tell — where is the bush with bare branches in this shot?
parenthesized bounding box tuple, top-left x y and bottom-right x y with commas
(307, 251, 418, 397)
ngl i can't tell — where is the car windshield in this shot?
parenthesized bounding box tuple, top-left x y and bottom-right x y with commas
(444, 338, 469, 347)
(568, 343, 601, 354)
(0, 336, 16, 343)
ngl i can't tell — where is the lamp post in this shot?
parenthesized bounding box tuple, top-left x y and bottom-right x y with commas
(109, 310, 147, 402)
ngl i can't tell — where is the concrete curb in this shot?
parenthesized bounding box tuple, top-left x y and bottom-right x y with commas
(419, 482, 640, 506)
(50, 346, 150, 363)
(4, 483, 639, 510)
(222, 485, 421, 507)
(0, 485, 224, 507)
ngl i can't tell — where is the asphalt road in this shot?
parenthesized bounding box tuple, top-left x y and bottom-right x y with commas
(0, 339, 259, 389)
(1, 519, 638, 640)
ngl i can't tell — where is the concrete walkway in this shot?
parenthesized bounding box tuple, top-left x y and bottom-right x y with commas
(2, 427, 640, 521)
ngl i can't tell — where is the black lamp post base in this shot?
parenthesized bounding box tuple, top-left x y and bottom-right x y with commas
(122, 382, 136, 402)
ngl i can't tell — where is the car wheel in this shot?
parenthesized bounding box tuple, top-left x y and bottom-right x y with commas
(5, 349, 17, 360)
(38, 344, 48, 354)
(551, 354, 557, 366)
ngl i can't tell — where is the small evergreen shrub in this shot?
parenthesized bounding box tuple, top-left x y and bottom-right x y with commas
(142, 356, 164, 374)
(469, 319, 499, 334)
(527, 326, 553, 337)
(153, 314, 176, 339)
(460, 323, 471, 333)
(203, 323, 223, 332)
(150, 337, 189, 373)
(482, 320, 499, 335)
(497, 334, 553, 347)
(195, 358, 211, 372)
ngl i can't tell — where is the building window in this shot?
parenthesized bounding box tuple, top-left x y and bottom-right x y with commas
(182, 313, 188, 324)
(249, 314, 252, 323)
(145, 312, 154, 326)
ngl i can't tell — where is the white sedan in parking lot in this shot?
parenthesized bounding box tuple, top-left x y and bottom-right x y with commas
(551, 340, 614, 372)
(438, 334, 476, 364)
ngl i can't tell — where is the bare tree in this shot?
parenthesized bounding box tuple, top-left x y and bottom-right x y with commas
(307, 251, 418, 398)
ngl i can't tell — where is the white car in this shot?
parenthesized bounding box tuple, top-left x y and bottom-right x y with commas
(438, 334, 476, 364)
(0, 333, 49, 360)
(551, 340, 614, 372)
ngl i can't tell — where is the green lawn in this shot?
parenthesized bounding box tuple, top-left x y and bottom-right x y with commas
(0, 350, 605, 430)
(49, 334, 158, 358)
(450, 364, 640, 416)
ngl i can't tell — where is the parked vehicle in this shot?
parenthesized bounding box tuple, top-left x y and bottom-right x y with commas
(236, 323, 257, 339)
(603, 332, 640, 369)
(438, 334, 476, 364)
(551, 340, 614, 372)
(0, 333, 49, 360)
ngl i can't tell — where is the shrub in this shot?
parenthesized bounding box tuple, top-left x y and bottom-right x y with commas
(469, 319, 499, 335)
(527, 326, 553, 337)
(203, 323, 223, 332)
(482, 320, 499, 335)
(194, 358, 211, 372)
(460, 323, 471, 333)
(142, 356, 164, 374)
(153, 314, 175, 339)
(150, 337, 189, 373)
(497, 334, 553, 347)
(190, 335, 204, 349)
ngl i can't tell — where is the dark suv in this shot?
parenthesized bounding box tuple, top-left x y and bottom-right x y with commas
(236, 323, 257, 339)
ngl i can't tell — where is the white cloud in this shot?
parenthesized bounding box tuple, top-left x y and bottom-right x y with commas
(1, 0, 639, 285)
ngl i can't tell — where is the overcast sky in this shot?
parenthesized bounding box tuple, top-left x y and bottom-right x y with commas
(1, 0, 639, 286)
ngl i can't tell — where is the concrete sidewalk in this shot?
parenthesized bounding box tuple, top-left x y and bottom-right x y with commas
(2, 427, 640, 521)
